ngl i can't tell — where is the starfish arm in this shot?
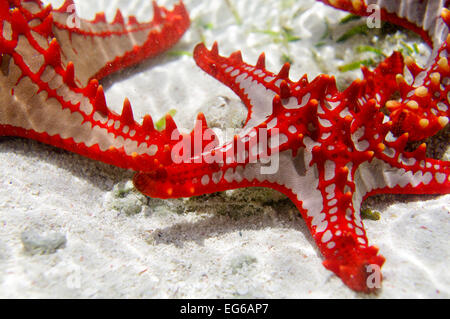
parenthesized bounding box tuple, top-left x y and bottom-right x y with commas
(260, 154, 387, 293)
(194, 43, 310, 131)
(355, 155, 450, 201)
(133, 162, 260, 199)
(133, 113, 287, 198)
(0, 0, 189, 172)
(3, 0, 447, 294)
(51, 0, 190, 86)
(133, 142, 324, 202)
(308, 185, 385, 293)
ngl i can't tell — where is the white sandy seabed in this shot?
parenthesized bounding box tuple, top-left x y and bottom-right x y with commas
(0, 0, 449, 298)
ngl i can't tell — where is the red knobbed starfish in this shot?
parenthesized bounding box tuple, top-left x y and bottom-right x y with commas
(133, 0, 450, 292)
(1, 0, 449, 293)
(0, 0, 190, 172)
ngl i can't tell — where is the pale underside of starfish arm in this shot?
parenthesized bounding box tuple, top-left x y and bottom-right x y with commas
(353, 156, 450, 209)
(0, 0, 191, 172)
(51, 1, 190, 86)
